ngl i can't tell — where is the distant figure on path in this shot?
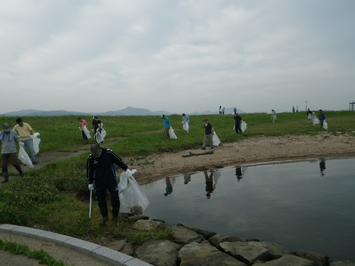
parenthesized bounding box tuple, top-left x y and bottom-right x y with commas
(78, 118, 89, 140)
(161, 114, 171, 139)
(201, 119, 214, 150)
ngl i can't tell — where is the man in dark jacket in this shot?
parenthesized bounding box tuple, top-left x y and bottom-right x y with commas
(87, 144, 133, 226)
(319, 109, 326, 129)
(201, 119, 214, 150)
(234, 113, 243, 134)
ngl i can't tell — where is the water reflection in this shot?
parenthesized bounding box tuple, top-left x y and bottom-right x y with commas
(319, 159, 326, 176)
(184, 174, 191, 184)
(204, 170, 215, 199)
(235, 166, 243, 181)
(164, 177, 173, 196)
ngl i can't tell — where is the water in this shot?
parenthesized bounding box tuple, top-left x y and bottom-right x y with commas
(142, 157, 355, 262)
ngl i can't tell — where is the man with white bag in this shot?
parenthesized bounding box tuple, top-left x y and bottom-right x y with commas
(87, 144, 134, 226)
(0, 123, 24, 183)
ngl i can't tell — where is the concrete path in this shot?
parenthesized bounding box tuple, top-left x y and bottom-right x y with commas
(0, 224, 152, 266)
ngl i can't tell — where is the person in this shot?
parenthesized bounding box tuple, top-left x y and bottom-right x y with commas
(92, 116, 104, 143)
(13, 118, 37, 164)
(306, 108, 312, 120)
(236, 167, 243, 181)
(164, 177, 173, 196)
(222, 107, 225, 115)
(319, 159, 326, 176)
(0, 123, 24, 183)
(87, 144, 133, 226)
(78, 118, 89, 140)
(204, 170, 215, 199)
(292, 106, 295, 113)
(234, 113, 242, 134)
(219, 106, 222, 114)
(182, 113, 190, 133)
(319, 109, 326, 128)
(201, 119, 214, 150)
(161, 114, 171, 140)
(233, 107, 237, 115)
(271, 109, 277, 123)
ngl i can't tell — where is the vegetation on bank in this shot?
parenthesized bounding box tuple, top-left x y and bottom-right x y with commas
(0, 111, 354, 245)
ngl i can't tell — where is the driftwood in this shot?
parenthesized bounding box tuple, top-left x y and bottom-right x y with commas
(182, 150, 214, 157)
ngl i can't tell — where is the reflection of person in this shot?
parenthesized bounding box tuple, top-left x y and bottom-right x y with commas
(319, 109, 326, 129)
(204, 170, 215, 199)
(271, 109, 277, 123)
(13, 118, 37, 164)
(164, 177, 173, 196)
(87, 144, 132, 226)
(234, 113, 242, 134)
(319, 159, 326, 176)
(236, 167, 243, 181)
(1, 123, 24, 183)
(78, 118, 89, 140)
(182, 113, 190, 133)
(161, 114, 171, 140)
(201, 119, 214, 150)
(184, 174, 191, 184)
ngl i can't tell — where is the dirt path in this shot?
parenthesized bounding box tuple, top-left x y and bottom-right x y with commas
(3, 133, 355, 185)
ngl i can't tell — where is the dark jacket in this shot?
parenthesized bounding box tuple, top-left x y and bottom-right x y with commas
(87, 148, 127, 185)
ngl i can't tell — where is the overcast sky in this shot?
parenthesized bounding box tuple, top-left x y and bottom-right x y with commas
(1, 0, 354, 114)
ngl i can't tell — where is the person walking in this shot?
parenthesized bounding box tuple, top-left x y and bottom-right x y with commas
(87, 144, 134, 226)
(78, 118, 89, 140)
(13, 118, 37, 164)
(319, 109, 326, 128)
(1, 123, 24, 183)
(234, 113, 242, 134)
(201, 119, 214, 150)
(182, 113, 190, 133)
(92, 116, 104, 143)
(271, 109, 277, 123)
(161, 114, 171, 139)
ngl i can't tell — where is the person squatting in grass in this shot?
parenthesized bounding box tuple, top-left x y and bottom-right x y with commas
(87, 144, 134, 226)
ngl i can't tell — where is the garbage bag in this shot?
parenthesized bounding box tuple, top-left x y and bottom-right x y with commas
(119, 171, 149, 215)
(18, 146, 34, 169)
(83, 126, 91, 139)
(213, 132, 221, 146)
(31, 132, 41, 155)
(169, 127, 178, 139)
(95, 128, 106, 143)
(323, 120, 328, 130)
(241, 121, 247, 132)
(312, 116, 319, 125)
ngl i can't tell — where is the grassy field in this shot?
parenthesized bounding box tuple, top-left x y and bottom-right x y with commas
(0, 111, 354, 244)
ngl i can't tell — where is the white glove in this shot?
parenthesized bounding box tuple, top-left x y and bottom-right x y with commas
(19, 142, 25, 148)
(126, 169, 137, 176)
(88, 184, 94, 190)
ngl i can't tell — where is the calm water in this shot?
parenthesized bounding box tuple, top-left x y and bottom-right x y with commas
(142, 157, 355, 262)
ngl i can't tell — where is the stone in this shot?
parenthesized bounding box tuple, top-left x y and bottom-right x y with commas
(208, 233, 241, 250)
(178, 241, 247, 266)
(220, 241, 273, 264)
(132, 219, 162, 231)
(105, 239, 134, 256)
(248, 240, 293, 258)
(177, 223, 216, 240)
(253, 254, 315, 266)
(171, 225, 205, 244)
(296, 249, 330, 266)
(135, 239, 180, 266)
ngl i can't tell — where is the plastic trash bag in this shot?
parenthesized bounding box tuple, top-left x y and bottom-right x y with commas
(95, 128, 106, 143)
(31, 132, 41, 155)
(183, 122, 189, 133)
(83, 126, 91, 139)
(18, 146, 34, 169)
(119, 171, 149, 215)
(241, 121, 247, 132)
(323, 120, 328, 130)
(312, 116, 319, 125)
(169, 127, 178, 139)
(213, 132, 221, 146)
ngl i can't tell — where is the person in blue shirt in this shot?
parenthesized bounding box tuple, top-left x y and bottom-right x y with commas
(161, 114, 171, 139)
(319, 109, 326, 129)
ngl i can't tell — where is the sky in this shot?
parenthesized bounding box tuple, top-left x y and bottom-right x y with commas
(1, 0, 355, 115)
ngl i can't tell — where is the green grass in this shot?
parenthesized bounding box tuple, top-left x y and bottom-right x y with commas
(0, 111, 354, 244)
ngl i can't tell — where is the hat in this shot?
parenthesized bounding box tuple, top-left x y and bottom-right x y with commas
(161, 114, 165, 118)
(93, 116, 98, 119)
(90, 144, 101, 155)
(2, 123, 11, 132)
(204, 119, 209, 122)
(182, 113, 185, 116)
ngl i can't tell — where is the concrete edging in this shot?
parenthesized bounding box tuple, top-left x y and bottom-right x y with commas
(0, 224, 152, 266)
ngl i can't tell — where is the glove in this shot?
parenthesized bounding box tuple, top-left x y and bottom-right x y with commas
(19, 142, 25, 148)
(126, 169, 137, 177)
(88, 184, 94, 190)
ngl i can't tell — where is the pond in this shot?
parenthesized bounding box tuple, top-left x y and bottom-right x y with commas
(141, 156, 355, 262)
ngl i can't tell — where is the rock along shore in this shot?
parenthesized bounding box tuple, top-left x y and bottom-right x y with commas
(105, 215, 355, 266)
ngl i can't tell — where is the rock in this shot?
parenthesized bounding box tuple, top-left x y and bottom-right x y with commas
(135, 239, 180, 266)
(296, 249, 330, 266)
(248, 240, 293, 259)
(105, 239, 134, 256)
(208, 233, 241, 250)
(127, 215, 149, 222)
(178, 241, 247, 266)
(177, 223, 216, 239)
(253, 254, 315, 266)
(132, 219, 163, 231)
(330, 262, 355, 266)
(171, 225, 205, 244)
(220, 241, 273, 264)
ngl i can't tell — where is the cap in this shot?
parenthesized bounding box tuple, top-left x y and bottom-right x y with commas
(2, 123, 11, 132)
(204, 119, 209, 122)
(90, 144, 101, 155)
(161, 114, 165, 118)
(93, 116, 98, 119)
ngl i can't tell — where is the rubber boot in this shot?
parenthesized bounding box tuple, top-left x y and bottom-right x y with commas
(1, 172, 9, 183)
(112, 206, 119, 226)
(99, 205, 108, 226)
(15, 165, 24, 177)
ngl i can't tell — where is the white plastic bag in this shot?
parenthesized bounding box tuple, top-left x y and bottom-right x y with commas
(213, 132, 221, 146)
(241, 121, 247, 132)
(95, 128, 106, 143)
(83, 126, 91, 139)
(183, 123, 189, 132)
(169, 127, 178, 139)
(312, 116, 319, 125)
(31, 132, 41, 155)
(323, 120, 328, 130)
(18, 146, 34, 169)
(119, 171, 149, 214)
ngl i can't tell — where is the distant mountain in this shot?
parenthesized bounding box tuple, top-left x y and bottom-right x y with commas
(0, 106, 245, 117)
